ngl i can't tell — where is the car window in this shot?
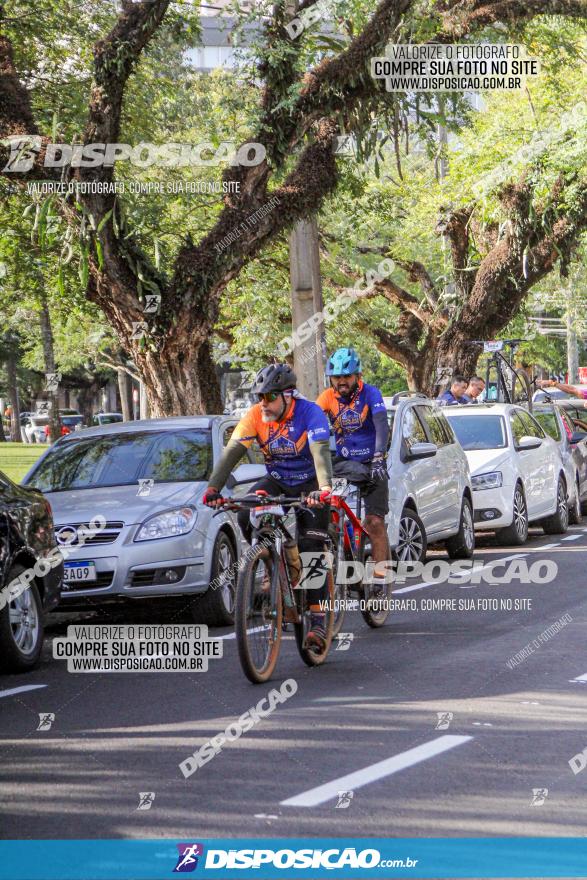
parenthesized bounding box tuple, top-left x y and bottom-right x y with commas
(401, 407, 427, 450)
(533, 411, 560, 442)
(510, 411, 528, 447)
(222, 424, 235, 448)
(25, 430, 212, 491)
(519, 410, 546, 439)
(416, 405, 452, 447)
(446, 414, 507, 450)
(558, 409, 574, 438)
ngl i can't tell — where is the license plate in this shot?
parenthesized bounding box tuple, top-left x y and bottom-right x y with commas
(63, 561, 97, 582)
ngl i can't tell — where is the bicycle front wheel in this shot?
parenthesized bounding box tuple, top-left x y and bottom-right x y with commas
(235, 546, 282, 684)
(294, 567, 335, 667)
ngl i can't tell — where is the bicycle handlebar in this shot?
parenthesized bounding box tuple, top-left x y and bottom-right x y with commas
(211, 493, 327, 515)
(470, 338, 525, 346)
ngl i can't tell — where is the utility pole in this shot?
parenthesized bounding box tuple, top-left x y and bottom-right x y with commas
(566, 284, 579, 383)
(285, 0, 325, 398)
(289, 217, 326, 399)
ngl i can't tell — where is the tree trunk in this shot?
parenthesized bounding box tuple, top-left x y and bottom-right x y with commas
(134, 339, 223, 416)
(117, 369, 133, 421)
(6, 352, 20, 442)
(38, 294, 59, 442)
(76, 383, 96, 426)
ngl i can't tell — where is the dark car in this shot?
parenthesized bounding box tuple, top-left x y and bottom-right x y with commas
(0, 470, 62, 672)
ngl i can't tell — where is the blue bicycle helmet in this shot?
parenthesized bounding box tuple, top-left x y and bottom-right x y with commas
(325, 347, 362, 376)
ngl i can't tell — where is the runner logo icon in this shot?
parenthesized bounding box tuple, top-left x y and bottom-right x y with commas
(173, 843, 204, 872)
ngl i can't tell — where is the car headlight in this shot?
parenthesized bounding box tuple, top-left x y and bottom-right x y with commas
(135, 507, 197, 541)
(471, 471, 503, 490)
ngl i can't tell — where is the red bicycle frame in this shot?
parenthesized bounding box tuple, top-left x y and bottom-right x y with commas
(329, 494, 370, 554)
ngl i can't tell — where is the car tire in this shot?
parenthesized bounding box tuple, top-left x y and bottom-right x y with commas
(569, 476, 583, 525)
(498, 483, 528, 545)
(392, 506, 427, 564)
(0, 565, 44, 673)
(445, 497, 475, 559)
(541, 476, 569, 535)
(190, 532, 236, 627)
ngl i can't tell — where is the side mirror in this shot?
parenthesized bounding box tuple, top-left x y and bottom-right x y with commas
(518, 435, 542, 450)
(227, 463, 266, 487)
(406, 441, 438, 460)
(570, 431, 587, 445)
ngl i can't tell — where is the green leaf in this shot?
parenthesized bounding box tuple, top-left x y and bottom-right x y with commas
(97, 209, 113, 233)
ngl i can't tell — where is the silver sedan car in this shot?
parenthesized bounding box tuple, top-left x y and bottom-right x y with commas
(22, 417, 265, 625)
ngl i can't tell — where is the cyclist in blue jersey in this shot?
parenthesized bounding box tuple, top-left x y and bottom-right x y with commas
(316, 348, 390, 578)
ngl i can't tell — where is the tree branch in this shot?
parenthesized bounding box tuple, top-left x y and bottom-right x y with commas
(435, 206, 475, 298)
(393, 257, 441, 310)
(437, 0, 587, 40)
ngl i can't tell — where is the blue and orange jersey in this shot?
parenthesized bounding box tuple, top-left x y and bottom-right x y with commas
(316, 380, 386, 461)
(232, 396, 330, 485)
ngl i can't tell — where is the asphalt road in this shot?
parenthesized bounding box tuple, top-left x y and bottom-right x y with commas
(1, 526, 587, 840)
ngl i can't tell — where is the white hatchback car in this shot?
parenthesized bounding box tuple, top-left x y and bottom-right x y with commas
(384, 394, 475, 562)
(445, 403, 569, 544)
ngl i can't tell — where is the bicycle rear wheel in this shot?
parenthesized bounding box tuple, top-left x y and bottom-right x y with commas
(294, 567, 335, 667)
(331, 519, 347, 638)
(235, 546, 282, 683)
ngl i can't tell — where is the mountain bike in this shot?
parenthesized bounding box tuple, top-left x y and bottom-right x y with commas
(329, 477, 392, 632)
(215, 494, 335, 684)
(472, 338, 532, 411)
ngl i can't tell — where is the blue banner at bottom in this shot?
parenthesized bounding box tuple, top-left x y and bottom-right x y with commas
(1, 838, 587, 880)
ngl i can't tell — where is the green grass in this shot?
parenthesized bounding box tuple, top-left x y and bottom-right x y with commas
(0, 443, 47, 483)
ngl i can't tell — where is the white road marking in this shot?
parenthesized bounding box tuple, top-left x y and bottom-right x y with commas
(569, 673, 587, 683)
(217, 626, 269, 640)
(536, 543, 559, 550)
(280, 735, 472, 807)
(561, 534, 582, 541)
(0, 684, 47, 699)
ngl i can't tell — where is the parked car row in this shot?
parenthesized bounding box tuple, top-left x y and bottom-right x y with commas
(2, 393, 584, 675)
(20, 411, 123, 443)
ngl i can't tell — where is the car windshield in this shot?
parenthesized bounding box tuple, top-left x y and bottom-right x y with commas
(446, 414, 507, 450)
(99, 414, 123, 424)
(25, 429, 212, 492)
(533, 411, 560, 441)
(61, 416, 84, 426)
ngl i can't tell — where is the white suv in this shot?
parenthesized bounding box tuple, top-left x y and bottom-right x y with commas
(445, 403, 569, 544)
(385, 394, 474, 562)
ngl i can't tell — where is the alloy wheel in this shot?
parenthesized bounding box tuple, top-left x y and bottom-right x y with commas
(218, 541, 236, 614)
(9, 588, 40, 656)
(513, 489, 527, 540)
(397, 514, 424, 562)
